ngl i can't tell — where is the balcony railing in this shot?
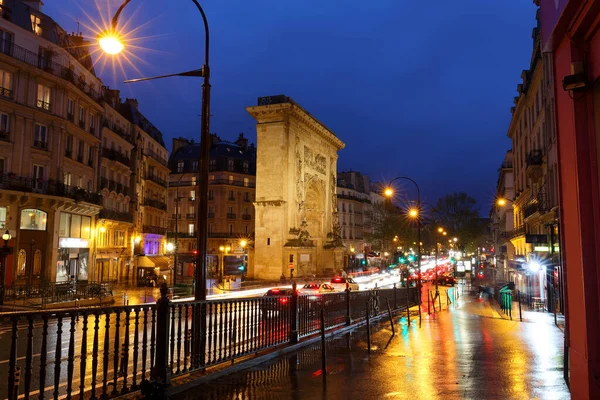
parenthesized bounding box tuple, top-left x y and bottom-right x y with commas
(101, 147, 131, 166)
(78, 120, 85, 129)
(64, 149, 72, 158)
(208, 212, 215, 218)
(0, 130, 9, 142)
(526, 150, 543, 167)
(147, 174, 168, 188)
(67, 112, 74, 122)
(186, 213, 196, 219)
(142, 198, 167, 211)
(143, 225, 167, 235)
(98, 209, 134, 223)
(36, 99, 51, 112)
(510, 225, 527, 239)
(33, 140, 48, 150)
(210, 178, 256, 188)
(0, 86, 12, 98)
(0, 174, 102, 204)
(102, 120, 132, 142)
(227, 213, 237, 219)
(0, 37, 103, 103)
(337, 193, 372, 204)
(144, 149, 168, 167)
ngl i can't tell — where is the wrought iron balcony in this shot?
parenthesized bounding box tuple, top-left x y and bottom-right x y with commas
(142, 198, 167, 211)
(101, 147, 131, 166)
(36, 100, 51, 112)
(144, 149, 168, 167)
(0, 87, 12, 99)
(0, 130, 9, 142)
(242, 214, 252, 220)
(142, 225, 167, 235)
(526, 150, 543, 167)
(147, 174, 168, 188)
(98, 209, 134, 223)
(0, 37, 102, 104)
(0, 174, 102, 204)
(208, 212, 215, 218)
(186, 213, 196, 219)
(210, 178, 256, 188)
(33, 140, 48, 150)
(227, 213, 237, 219)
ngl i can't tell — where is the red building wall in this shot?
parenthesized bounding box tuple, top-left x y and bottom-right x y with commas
(543, 1, 600, 398)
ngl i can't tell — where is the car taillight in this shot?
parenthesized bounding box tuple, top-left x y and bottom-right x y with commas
(279, 297, 289, 304)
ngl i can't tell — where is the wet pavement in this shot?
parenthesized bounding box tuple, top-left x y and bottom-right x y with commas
(185, 290, 569, 400)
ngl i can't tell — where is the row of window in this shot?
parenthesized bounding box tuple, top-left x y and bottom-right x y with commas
(97, 229, 126, 248)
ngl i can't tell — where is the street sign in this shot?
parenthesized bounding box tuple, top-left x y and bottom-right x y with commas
(288, 262, 294, 269)
(456, 261, 465, 273)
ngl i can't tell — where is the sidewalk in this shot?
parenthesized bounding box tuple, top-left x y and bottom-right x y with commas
(176, 290, 569, 400)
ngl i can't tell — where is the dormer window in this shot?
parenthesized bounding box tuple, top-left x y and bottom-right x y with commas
(30, 14, 42, 36)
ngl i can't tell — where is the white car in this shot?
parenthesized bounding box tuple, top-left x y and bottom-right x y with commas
(330, 277, 360, 291)
(299, 283, 336, 295)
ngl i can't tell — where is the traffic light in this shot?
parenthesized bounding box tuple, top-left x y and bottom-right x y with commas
(408, 255, 415, 262)
(450, 257, 456, 264)
(193, 250, 198, 256)
(238, 265, 245, 271)
(399, 257, 407, 264)
(361, 259, 366, 266)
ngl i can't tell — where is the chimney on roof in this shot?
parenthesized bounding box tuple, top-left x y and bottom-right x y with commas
(125, 98, 139, 110)
(102, 87, 121, 108)
(172, 137, 191, 157)
(210, 133, 221, 145)
(23, 1, 43, 12)
(235, 132, 248, 151)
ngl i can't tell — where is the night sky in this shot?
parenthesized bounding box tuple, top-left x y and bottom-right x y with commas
(46, 0, 537, 214)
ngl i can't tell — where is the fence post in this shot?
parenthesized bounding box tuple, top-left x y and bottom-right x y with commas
(405, 287, 410, 326)
(289, 282, 299, 343)
(393, 283, 397, 309)
(509, 293, 512, 320)
(518, 290, 523, 322)
(320, 308, 327, 384)
(151, 283, 171, 386)
(345, 284, 352, 326)
(427, 289, 431, 314)
(365, 301, 371, 355)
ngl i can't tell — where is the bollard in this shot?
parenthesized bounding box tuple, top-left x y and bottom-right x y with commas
(438, 291, 442, 311)
(509, 293, 512, 320)
(393, 283, 397, 309)
(365, 301, 371, 355)
(518, 290, 523, 322)
(405, 287, 410, 326)
(151, 283, 171, 386)
(345, 284, 352, 326)
(446, 290, 451, 306)
(320, 308, 326, 383)
(123, 292, 128, 306)
(417, 288, 422, 325)
(427, 290, 431, 314)
(385, 298, 395, 335)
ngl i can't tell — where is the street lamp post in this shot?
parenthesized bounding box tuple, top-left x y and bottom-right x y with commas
(384, 176, 421, 300)
(0, 230, 12, 305)
(434, 228, 447, 297)
(101, 0, 211, 301)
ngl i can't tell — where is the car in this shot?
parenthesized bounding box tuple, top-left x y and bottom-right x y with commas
(330, 277, 360, 291)
(298, 283, 336, 295)
(260, 287, 295, 314)
(434, 275, 457, 286)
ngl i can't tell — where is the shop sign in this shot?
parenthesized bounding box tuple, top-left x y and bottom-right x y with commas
(59, 237, 90, 248)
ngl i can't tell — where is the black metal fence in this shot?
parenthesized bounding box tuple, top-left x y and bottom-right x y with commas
(4, 281, 115, 303)
(2, 284, 418, 399)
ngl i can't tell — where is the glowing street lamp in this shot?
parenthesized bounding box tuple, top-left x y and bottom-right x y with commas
(98, 32, 124, 55)
(99, 0, 212, 305)
(384, 176, 422, 297)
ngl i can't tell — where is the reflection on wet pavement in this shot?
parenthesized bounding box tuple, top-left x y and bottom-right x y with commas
(187, 293, 569, 400)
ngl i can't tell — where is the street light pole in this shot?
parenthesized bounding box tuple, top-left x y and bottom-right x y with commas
(102, 0, 211, 370)
(0, 230, 11, 305)
(384, 176, 422, 299)
(104, 0, 211, 301)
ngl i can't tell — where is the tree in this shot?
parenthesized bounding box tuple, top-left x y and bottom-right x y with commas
(366, 201, 416, 254)
(431, 192, 485, 252)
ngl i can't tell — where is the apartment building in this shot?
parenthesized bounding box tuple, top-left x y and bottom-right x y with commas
(168, 133, 256, 281)
(0, 0, 104, 286)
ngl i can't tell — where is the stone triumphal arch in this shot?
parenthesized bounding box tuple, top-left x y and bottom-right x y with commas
(246, 95, 345, 280)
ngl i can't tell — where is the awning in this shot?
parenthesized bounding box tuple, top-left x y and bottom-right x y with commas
(137, 256, 156, 268)
(147, 256, 171, 270)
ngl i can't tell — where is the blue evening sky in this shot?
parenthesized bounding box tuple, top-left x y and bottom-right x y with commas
(45, 0, 537, 214)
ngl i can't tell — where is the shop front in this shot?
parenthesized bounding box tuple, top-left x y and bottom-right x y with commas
(56, 237, 90, 283)
(15, 208, 49, 286)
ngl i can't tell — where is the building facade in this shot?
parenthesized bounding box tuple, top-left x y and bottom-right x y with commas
(0, 0, 105, 286)
(505, 15, 560, 309)
(336, 171, 383, 271)
(119, 99, 170, 285)
(94, 89, 135, 284)
(539, 0, 600, 396)
(167, 133, 256, 282)
(490, 151, 515, 283)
